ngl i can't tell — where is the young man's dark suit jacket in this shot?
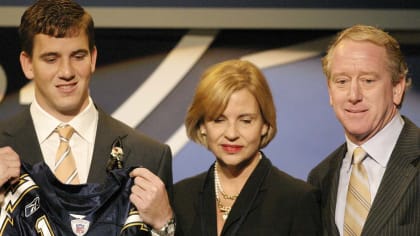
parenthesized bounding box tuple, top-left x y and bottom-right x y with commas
(0, 106, 173, 197)
(307, 117, 420, 236)
(173, 154, 322, 236)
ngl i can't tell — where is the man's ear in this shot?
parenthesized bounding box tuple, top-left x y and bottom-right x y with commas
(392, 76, 406, 107)
(20, 51, 34, 80)
(327, 80, 334, 106)
(90, 46, 98, 73)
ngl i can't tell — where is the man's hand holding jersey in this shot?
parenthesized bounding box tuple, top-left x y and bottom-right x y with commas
(0, 147, 21, 204)
(0, 147, 21, 187)
(129, 167, 174, 233)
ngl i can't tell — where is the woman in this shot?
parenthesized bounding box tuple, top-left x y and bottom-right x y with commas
(174, 59, 321, 235)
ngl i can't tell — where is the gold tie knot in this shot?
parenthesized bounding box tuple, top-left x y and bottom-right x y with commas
(56, 125, 74, 140)
(353, 147, 366, 164)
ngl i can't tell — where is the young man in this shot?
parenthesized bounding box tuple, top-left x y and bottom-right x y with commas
(308, 24, 419, 236)
(0, 0, 174, 235)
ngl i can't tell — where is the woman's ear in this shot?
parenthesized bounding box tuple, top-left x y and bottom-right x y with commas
(200, 124, 207, 136)
(261, 123, 269, 137)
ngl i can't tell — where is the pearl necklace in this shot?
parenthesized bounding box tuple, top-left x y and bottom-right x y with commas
(213, 152, 263, 220)
(214, 162, 238, 220)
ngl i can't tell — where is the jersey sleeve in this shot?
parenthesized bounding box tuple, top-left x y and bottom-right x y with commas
(120, 207, 151, 236)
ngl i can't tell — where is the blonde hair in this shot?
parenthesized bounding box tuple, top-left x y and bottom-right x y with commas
(323, 24, 409, 83)
(185, 59, 277, 148)
(322, 24, 411, 107)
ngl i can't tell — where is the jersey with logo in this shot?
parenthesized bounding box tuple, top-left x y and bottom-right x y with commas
(0, 162, 150, 236)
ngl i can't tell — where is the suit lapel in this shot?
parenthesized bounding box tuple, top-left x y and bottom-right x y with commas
(363, 119, 420, 235)
(199, 165, 217, 236)
(88, 107, 131, 183)
(325, 146, 346, 236)
(1, 108, 44, 165)
(221, 156, 271, 235)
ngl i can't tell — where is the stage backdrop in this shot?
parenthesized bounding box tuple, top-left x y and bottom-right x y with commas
(0, 28, 419, 183)
(0, 1, 419, 183)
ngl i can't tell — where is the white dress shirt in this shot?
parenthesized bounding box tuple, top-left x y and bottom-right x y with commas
(30, 97, 98, 183)
(335, 113, 404, 235)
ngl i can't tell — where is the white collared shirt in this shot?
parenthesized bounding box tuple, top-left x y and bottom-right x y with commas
(30, 97, 98, 183)
(335, 112, 404, 236)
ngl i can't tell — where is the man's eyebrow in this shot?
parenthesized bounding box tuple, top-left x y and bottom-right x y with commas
(71, 49, 89, 56)
(39, 52, 59, 58)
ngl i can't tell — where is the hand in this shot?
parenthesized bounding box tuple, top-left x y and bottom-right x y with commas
(0, 146, 21, 188)
(129, 167, 173, 230)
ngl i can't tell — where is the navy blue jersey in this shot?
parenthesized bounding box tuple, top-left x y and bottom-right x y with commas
(0, 162, 150, 236)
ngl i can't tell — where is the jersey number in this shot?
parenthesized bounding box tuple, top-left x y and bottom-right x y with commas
(36, 215, 55, 236)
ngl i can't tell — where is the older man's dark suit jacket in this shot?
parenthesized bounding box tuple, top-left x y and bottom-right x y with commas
(0, 106, 173, 196)
(307, 117, 420, 236)
(174, 155, 322, 236)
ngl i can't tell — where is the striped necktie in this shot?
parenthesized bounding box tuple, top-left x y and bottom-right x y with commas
(344, 147, 371, 236)
(54, 124, 80, 184)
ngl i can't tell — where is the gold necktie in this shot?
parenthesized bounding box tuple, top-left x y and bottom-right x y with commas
(54, 125, 80, 184)
(344, 147, 371, 236)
